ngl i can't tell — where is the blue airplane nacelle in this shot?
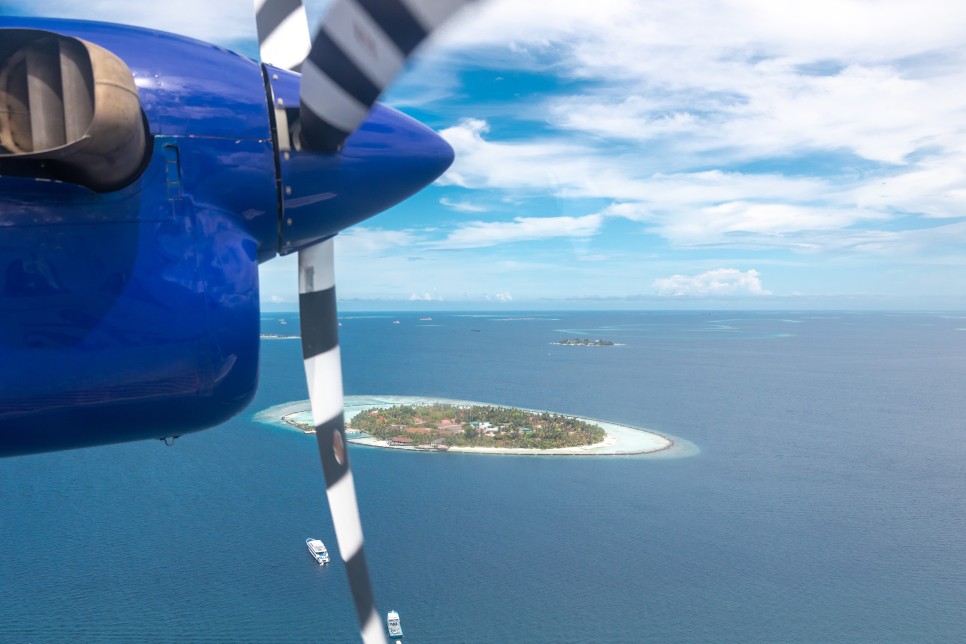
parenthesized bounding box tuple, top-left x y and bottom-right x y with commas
(0, 17, 454, 456)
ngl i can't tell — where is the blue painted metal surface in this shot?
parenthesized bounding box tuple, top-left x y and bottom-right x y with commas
(0, 17, 272, 140)
(0, 138, 264, 455)
(0, 17, 454, 456)
(0, 18, 275, 455)
(267, 65, 455, 254)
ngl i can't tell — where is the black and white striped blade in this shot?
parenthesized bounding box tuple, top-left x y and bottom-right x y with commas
(299, 239, 387, 644)
(254, 0, 311, 72)
(299, 0, 475, 152)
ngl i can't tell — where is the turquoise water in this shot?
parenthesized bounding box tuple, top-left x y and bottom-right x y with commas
(2, 311, 966, 642)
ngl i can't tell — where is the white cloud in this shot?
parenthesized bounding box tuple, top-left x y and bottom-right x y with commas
(409, 292, 443, 301)
(485, 292, 513, 302)
(438, 214, 604, 249)
(653, 268, 771, 297)
(433, 1, 966, 246)
(439, 119, 593, 194)
(440, 197, 489, 213)
(30, 0, 258, 46)
(439, 119, 895, 250)
(268, 295, 288, 304)
(850, 147, 966, 219)
(544, 63, 963, 166)
(440, 0, 966, 56)
(438, 115, 966, 253)
(336, 228, 418, 255)
(651, 201, 889, 246)
(440, 119, 830, 202)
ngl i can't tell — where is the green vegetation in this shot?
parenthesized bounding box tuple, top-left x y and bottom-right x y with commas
(348, 403, 606, 449)
(287, 419, 315, 433)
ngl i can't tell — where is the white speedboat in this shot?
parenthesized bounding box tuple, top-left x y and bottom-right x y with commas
(305, 538, 330, 565)
(387, 610, 403, 638)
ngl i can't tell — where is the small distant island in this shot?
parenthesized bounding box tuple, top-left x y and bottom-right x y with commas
(260, 334, 300, 339)
(552, 338, 615, 346)
(348, 403, 605, 450)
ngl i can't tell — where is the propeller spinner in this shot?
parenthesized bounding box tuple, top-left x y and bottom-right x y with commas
(254, 1, 474, 642)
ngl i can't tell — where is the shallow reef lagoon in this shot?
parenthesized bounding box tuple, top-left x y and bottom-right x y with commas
(3, 311, 966, 642)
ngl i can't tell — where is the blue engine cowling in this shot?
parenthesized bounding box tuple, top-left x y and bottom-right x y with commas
(0, 18, 278, 455)
(0, 17, 455, 456)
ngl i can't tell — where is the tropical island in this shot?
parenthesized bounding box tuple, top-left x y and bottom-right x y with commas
(347, 403, 605, 450)
(258, 395, 677, 456)
(552, 338, 616, 346)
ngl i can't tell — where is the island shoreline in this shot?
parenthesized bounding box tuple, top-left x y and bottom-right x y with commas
(257, 396, 676, 457)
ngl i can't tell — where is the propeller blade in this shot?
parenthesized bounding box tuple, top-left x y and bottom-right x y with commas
(253, 0, 311, 72)
(299, 0, 475, 151)
(299, 238, 386, 644)
(257, 8, 383, 639)
(256, 2, 472, 641)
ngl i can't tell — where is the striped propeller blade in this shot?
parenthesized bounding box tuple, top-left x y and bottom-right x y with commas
(255, 2, 473, 640)
(254, 0, 312, 72)
(299, 239, 386, 644)
(299, 0, 475, 152)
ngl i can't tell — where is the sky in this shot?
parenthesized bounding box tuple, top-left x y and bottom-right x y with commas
(7, 1, 966, 310)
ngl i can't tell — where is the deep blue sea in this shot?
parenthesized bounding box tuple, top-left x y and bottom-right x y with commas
(3, 311, 966, 643)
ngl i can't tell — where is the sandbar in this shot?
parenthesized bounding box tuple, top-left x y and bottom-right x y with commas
(254, 395, 676, 456)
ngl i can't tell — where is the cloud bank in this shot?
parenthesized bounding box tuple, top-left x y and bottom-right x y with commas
(653, 269, 771, 297)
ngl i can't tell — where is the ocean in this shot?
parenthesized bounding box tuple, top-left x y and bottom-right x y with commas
(2, 311, 965, 643)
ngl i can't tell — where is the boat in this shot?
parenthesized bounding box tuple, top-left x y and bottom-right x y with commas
(387, 610, 403, 638)
(305, 538, 330, 565)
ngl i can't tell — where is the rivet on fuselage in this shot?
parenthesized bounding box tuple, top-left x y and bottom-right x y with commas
(285, 186, 292, 195)
(277, 97, 284, 106)
(287, 218, 293, 226)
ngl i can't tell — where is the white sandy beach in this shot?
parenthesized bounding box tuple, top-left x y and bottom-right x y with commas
(255, 395, 673, 456)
